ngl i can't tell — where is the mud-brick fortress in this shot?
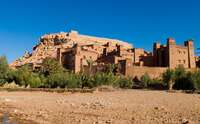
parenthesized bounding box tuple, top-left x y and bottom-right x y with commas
(10, 30, 197, 78)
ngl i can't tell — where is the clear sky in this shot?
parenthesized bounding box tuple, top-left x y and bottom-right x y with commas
(0, 0, 199, 63)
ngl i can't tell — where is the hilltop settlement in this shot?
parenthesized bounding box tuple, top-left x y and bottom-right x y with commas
(11, 30, 197, 78)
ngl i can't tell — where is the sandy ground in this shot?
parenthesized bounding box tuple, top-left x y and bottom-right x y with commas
(0, 90, 200, 124)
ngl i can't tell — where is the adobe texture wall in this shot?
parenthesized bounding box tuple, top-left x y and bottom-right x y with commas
(118, 59, 166, 78)
(10, 29, 197, 77)
(154, 38, 196, 69)
(125, 66, 167, 79)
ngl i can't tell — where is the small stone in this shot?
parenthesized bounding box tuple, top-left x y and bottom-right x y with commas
(154, 107, 159, 110)
(106, 119, 112, 124)
(182, 118, 189, 124)
(14, 109, 18, 113)
(5, 98, 11, 102)
(70, 103, 75, 107)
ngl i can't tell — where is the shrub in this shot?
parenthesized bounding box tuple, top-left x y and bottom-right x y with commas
(173, 66, 198, 90)
(106, 64, 117, 74)
(8, 65, 42, 88)
(140, 73, 151, 88)
(192, 70, 200, 90)
(27, 73, 42, 88)
(14, 65, 33, 86)
(46, 73, 68, 88)
(147, 78, 165, 90)
(174, 65, 186, 80)
(92, 72, 119, 87)
(162, 68, 175, 90)
(117, 77, 133, 89)
(0, 56, 9, 84)
(40, 58, 64, 76)
(79, 74, 95, 88)
(6, 69, 17, 83)
(65, 73, 82, 88)
(173, 72, 196, 90)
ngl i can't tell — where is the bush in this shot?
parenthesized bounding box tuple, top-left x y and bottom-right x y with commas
(8, 65, 42, 88)
(162, 68, 175, 90)
(0, 56, 135, 89)
(14, 65, 32, 86)
(192, 70, 200, 90)
(65, 73, 82, 88)
(0, 56, 9, 84)
(91, 72, 119, 87)
(45, 72, 82, 88)
(172, 66, 199, 90)
(173, 72, 196, 90)
(117, 77, 133, 89)
(78, 73, 93, 88)
(46, 73, 68, 88)
(6, 69, 17, 83)
(40, 58, 65, 76)
(106, 64, 117, 74)
(27, 73, 42, 88)
(148, 78, 165, 90)
(140, 73, 151, 88)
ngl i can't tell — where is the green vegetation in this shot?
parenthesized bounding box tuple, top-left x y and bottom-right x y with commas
(1, 56, 200, 91)
(162, 69, 175, 90)
(140, 73, 151, 88)
(163, 66, 200, 90)
(0, 56, 9, 84)
(0, 56, 133, 89)
(139, 66, 200, 91)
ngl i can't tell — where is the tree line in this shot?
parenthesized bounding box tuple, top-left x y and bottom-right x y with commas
(0, 55, 200, 91)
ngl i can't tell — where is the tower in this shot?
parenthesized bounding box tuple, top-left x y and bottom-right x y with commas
(185, 40, 196, 68)
(153, 42, 160, 66)
(167, 38, 176, 68)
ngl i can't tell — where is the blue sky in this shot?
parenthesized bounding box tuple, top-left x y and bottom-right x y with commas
(0, 0, 200, 63)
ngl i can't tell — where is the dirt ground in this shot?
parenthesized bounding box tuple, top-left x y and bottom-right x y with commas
(0, 90, 200, 124)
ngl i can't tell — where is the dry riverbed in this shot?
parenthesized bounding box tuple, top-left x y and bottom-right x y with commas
(0, 90, 200, 124)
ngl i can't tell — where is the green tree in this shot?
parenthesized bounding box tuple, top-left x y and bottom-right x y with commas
(0, 56, 9, 83)
(40, 58, 64, 76)
(46, 72, 68, 88)
(117, 77, 133, 89)
(140, 73, 151, 88)
(174, 65, 186, 79)
(162, 68, 175, 90)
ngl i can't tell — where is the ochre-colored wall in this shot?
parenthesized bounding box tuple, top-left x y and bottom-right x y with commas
(125, 66, 167, 79)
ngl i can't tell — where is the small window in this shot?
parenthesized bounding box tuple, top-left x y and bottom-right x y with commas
(183, 60, 186, 64)
(178, 60, 181, 63)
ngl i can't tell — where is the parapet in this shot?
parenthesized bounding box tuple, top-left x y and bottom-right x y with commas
(153, 42, 161, 49)
(167, 38, 176, 45)
(184, 39, 194, 47)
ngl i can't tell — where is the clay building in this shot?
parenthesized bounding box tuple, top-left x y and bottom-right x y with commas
(153, 38, 196, 68)
(10, 30, 197, 77)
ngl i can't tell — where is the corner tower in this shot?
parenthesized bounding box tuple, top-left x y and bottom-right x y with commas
(167, 38, 176, 68)
(185, 40, 196, 68)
